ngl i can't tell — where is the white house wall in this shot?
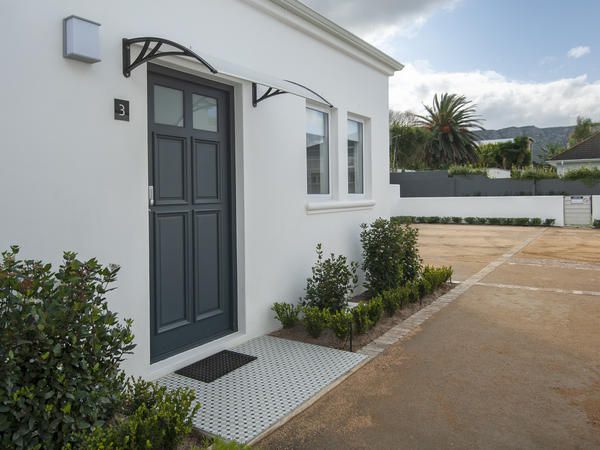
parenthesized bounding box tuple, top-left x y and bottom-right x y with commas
(391, 196, 566, 226)
(0, 0, 392, 378)
(555, 161, 600, 176)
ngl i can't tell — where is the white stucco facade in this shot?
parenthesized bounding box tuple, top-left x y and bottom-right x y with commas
(0, 0, 401, 377)
(549, 159, 600, 176)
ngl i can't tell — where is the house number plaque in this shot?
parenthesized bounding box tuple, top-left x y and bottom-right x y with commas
(114, 98, 130, 121)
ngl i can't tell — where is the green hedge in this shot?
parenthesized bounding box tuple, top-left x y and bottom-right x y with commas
(594, 219, 600, 229)
(393, 216, 555, 227)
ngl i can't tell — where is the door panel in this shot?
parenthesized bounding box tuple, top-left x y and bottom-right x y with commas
(148, 65, 236, 362)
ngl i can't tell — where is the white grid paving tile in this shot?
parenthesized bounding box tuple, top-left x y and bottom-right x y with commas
(158, 336, 366, 443)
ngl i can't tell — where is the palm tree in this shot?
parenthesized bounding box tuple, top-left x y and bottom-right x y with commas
(417, 93, 483, 168)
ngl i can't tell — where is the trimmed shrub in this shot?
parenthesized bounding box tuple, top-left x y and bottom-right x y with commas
(360, 218, 422, 295)
(423, 265, 453, 291)
(440, 216, 452, 224)
(529, 218, 542, 226)
(476, 217, 487, 225)
(367, 297, 384, 325)
(594, 219, 600, 229)
(451, 217, 462, 224)
(271, 302, 301, 328)
(303, 306, 330, 338)
(562, 167, 600, 183)
(425, 216, 441, 224)
(415, 216, 426, 223)
(329, 309, 352, 340)
(544, 218, 556, 226)
(448, 165, 487, 176)
(511, 166, 558, 180)
(464, 217, 476, 224)
(381, 289, 400, 316)
(487, 217, 502, 225)
(303, 244, 358, 312)
(416, 277, 432, 299)
(512, 217, 530, 226)
(78, 378, 199, 450)
(392, 216, 414, 224)
(351, 302, 373, 334)
(0, 247, 135, 449)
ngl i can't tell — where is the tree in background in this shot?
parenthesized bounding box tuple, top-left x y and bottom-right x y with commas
(538, 142, 565, 163)
(389, 111, 431, 170)
(416, 93, 483, 168)
(568, 116, 600, 147)
(477, 136, 532, 169)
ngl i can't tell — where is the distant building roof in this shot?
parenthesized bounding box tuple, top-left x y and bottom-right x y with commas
(550, 132, 600, 161)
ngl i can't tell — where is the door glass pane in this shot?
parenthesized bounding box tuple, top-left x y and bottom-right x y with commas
(193, 94, 218, 132)
(348, 119, 364, 194)
(306, 108, 329, 195)
(154, 85, 184, 127)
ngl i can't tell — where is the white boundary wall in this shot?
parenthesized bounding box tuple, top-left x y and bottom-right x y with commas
(594, 196, 600, 221)
(391, 196, 566, 226)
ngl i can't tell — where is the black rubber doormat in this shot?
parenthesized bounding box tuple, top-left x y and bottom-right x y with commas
(175, 350, 257, 383)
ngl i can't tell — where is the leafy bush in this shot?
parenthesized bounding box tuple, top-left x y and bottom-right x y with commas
(360, 218, 422, 295)
(448, 165, 487, 176)
(440, 217, 452, 224)
(594, 219, 600, 228)
(415, 277, 432, 299)
(544, 218, 556, 226)
(529, 218, 542, 226)
(303, 306, 330, 338)
(210, 438, 254, 450)
(423, 266, 453, 291)
(425, 216, 440, 224)
(562, 167, 600, 183)
(0, 247, 135, 449)
(381, 289, 400, 316)
(271, 302, 301, 329)
(367, 297, 384, 325)
(511, 166, 558, 180)
(303, 244, 358, 312)
(329, 309, 352, 340)
(464, 217, 476, 224)
(392, 216, 414, 224)
(476, 217, 487, 225)
(78, 378, 199, 450)
(351, 302, 373, 334)
(451, 217, 462, 224)
(512, 217, 530, 226)
(487, 217, 502, 225)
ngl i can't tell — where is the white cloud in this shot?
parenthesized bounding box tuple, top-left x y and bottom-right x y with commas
(567, 46, 591, 59)
(301, 0, 460, 47)
(390, 63, 600, 129)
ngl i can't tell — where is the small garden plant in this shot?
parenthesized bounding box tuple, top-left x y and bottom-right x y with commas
(303, 306, 330, 338)
(271, 302, 301, 328)
(303, 243, 358, 312)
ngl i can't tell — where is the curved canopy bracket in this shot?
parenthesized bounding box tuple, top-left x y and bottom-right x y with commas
(122, 37, 217, 77)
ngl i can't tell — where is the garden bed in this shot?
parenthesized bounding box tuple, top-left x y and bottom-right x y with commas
(271, 283, 454, 352)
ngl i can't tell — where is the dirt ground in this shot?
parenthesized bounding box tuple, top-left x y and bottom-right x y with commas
(258, 225, 600, 450)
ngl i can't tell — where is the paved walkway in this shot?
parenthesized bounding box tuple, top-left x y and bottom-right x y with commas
(258, 225, 600, 449)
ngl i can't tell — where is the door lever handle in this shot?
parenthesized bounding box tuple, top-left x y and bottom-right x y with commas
(148, 186, 154, 206)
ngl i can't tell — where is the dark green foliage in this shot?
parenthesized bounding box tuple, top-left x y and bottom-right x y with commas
(0, 247, 135, 450)
(487, 217, 502, 225)
(425, 216, 440, 223)
(303, 244, 358, 312)
(568, 116, 599, 147)
(351, 302, 373, 334)
(210, 438, 254, 450)
(381, 289, 400, 316)
(464, 217, 476, 224)
(416, 93, 483, 167)
(594, 219, 600, 228)
(389, 111, 432, 170)
(476, 217, 487, 225)
(440, 217, 452, 224)
(451, 217, 462, 224)
(360, 218, 422, 295)
(303, 306, 330, 338)
(544, 218, 556, 226)
(529, 218, 542, 226)
(416, 278, 432, 299)
(367, 297, 384, 325)
(477, 136, 532, 169)
(391, 216, 414, 224)
(78, 378, 199, 450)
(271, 302, 301, 329)
(329, 309, 352, 340)
(512, 217, 530, 226)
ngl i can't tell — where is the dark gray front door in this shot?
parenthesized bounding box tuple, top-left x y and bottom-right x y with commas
(148, 65, 236, 362)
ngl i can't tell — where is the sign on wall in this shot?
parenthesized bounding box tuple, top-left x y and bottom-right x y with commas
(114, 99, 129, 121)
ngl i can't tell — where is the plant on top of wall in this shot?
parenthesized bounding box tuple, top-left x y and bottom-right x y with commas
(303, 243, 358, 312)
(447, 164, 487, 177)
(562, 167, 600, 185)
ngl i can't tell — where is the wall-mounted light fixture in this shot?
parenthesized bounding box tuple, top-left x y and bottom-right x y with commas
(63, 15, 101, 63)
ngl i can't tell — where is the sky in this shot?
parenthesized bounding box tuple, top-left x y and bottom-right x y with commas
(301, 0, 600, 129)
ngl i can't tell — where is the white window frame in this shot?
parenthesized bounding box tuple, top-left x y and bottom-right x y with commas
(305, 103, 333, 199)
(347, 116, 366, 197)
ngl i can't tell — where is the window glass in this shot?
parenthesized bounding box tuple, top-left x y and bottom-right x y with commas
(192, 94, 218, 132)
(348, 119, 364, 194)
(306, 108, 329, 195)
(154, 85, 184, 127)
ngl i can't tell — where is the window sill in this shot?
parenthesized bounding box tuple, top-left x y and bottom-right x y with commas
(305, 199, 376, 214)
